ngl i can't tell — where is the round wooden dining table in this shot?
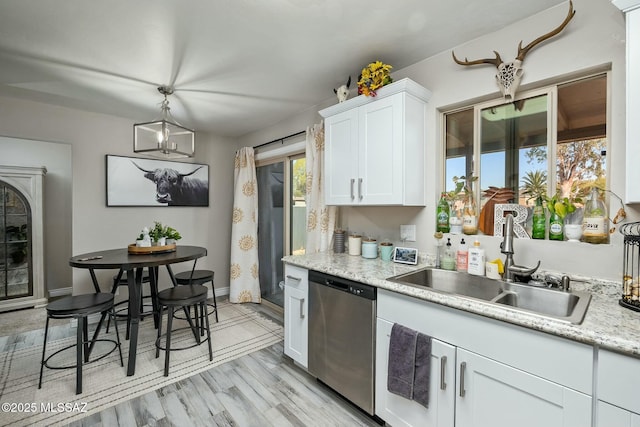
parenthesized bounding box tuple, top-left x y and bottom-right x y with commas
(69, 245, 207, 376)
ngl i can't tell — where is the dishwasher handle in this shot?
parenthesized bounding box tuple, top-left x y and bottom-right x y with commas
(322, 278, 349, 292)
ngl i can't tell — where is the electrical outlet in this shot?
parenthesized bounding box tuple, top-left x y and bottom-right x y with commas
(401, 224, 417, 242)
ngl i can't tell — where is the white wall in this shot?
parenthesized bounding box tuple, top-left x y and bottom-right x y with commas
(239, 0, 639, 281)
(0, 96, 236, 295)
(0, 136, 72, 293)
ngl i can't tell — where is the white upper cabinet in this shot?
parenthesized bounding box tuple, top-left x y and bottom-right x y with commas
(319, 78, 431, 206)
(613, 0, 640, 202)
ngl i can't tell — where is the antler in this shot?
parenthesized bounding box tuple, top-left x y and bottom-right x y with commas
(451, 50, 503, 68)
(516, 0, 575, 61)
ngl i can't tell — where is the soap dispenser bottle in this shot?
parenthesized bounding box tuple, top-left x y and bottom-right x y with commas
(442, 238, 456, 270)
(456, 238, 468, 272)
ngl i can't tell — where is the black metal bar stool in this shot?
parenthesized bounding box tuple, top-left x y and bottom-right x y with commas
(173, 270, 218, 322)
(155, 284, 213, 377)
(107, 268, 159, 339)
(39, 293, 124, 394)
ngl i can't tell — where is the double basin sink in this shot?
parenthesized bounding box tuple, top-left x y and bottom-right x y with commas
(388, 268, 591, 324)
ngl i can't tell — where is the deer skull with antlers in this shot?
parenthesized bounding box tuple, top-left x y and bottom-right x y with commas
(452, 0, 575, 101)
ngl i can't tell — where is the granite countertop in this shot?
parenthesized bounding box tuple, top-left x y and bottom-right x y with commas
(283, 252, 640, 358)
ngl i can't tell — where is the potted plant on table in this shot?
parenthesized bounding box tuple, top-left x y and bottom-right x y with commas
(146, 221, 182, 246)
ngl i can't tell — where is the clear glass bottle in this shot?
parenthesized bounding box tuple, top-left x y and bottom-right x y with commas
(582, 187, 609, 244)
(462, 191, 478, 235)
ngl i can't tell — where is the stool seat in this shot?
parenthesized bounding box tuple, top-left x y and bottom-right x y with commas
(155, 284, 212, 376)
(40, 292, 123, 395)
(174, 270, 214, 285)
(173, 270, 218, 323)
(158, 285, 208, 306)
(47, 293, 114, 317)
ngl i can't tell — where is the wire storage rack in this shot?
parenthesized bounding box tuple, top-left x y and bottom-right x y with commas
(620, 222, 640, 311)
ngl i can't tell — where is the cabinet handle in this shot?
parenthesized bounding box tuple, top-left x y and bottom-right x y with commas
(299, 298, 305, 319)
(350, 179, 355, 200)
(358, 178, 363, 200)
(286, 275, 301, 282)
(459, 362, 466, 397)
(440, 356, 447, 391)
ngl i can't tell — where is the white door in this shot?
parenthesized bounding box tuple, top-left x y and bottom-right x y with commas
(359, 93, 403, 204)
(375, 318, 456, 427)
(324, 108, 359, 205)
(456, 348, 591, 427)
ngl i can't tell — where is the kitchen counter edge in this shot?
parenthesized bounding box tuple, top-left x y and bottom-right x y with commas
(283, 253, 640, 358)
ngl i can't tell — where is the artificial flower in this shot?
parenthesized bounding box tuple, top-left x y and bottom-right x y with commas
(357, 61, 393, 97)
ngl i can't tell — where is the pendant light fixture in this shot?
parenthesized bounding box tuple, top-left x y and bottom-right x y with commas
(133, 86, 195, 158)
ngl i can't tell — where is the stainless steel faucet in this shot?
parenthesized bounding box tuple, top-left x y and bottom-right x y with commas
(500, 213, 540, 282)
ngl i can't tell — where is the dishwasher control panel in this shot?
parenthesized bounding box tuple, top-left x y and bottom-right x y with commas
(309, 270, 377, 300)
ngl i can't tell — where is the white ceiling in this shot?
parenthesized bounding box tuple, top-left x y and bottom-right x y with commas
(0, 0, 566, 138)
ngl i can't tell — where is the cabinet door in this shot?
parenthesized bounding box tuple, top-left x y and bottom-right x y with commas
(598, 401, 640, 427)
(359, 93, 403, 205)
(283, 266, 308, 367)
(375, 318, 455, 427)
(324, 108, 359, 205)
(626, 8, 640, 203)
(456, 348, 591, 427)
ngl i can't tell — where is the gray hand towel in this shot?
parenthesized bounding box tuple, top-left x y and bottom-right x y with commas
(413, 332, 432, 408)
(387, 323, 418, 399)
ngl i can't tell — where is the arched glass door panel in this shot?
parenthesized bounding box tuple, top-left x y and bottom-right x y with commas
(0, 181, 32, 300)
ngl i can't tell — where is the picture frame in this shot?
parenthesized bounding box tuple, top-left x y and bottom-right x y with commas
(393, 246, 418, 265)
(106, 155, 209, 207)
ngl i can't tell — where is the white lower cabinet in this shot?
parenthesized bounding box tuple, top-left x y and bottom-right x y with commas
(283, 264, 308, 368)
(598, 401, 640, 427)
(455, 348, 591, 427)
(376, 318, 456, 427)
(376, 288, 592, 427)
(597, 349, 640, 426)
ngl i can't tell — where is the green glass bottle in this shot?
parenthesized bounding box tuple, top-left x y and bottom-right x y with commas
(532, 196, 546, 239)
(436, 192, 450, 233)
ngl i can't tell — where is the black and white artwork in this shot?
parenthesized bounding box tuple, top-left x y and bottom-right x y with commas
(106, 155, 209, 207)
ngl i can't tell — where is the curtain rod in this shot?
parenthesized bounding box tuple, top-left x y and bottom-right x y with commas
(253, 130, 305, 150)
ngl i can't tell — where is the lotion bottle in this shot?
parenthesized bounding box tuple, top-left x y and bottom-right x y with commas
(468, 239, 486, 276)
(456, 238, 468, 272)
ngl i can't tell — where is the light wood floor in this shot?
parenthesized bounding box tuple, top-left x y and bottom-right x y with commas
(1, 299, 381, 427)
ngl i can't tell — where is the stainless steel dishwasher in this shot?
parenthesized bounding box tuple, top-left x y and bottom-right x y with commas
(308, 270, 377, 415)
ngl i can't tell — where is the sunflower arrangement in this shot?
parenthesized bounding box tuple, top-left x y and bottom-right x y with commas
(357, 61, 393, 97)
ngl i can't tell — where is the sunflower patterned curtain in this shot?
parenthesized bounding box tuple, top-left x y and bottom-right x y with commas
(306, 122, 337, 253)
(229, 147, 261, 303)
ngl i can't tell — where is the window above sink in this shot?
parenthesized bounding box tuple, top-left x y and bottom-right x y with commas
(443, 73, 609, 238)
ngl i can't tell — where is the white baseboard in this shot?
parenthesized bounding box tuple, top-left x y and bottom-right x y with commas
(48, 287, 72, 298)
(213, 286, 230, 298)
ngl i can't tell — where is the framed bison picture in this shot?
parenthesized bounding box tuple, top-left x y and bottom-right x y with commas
(106, 155, 209, 207)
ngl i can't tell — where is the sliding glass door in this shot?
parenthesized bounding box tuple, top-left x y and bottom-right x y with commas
(256, 153, 306, 307)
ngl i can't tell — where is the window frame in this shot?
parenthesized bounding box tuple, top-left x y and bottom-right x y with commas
(441, 71, 610, 218)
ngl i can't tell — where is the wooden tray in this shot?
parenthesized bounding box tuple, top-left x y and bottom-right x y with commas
(128, 243, 177, 254)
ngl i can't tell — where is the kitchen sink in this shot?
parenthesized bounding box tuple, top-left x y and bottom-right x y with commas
(388, 268, 504, 301)
(492, 282, 590, 323)
(388, 268, 591, 324)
